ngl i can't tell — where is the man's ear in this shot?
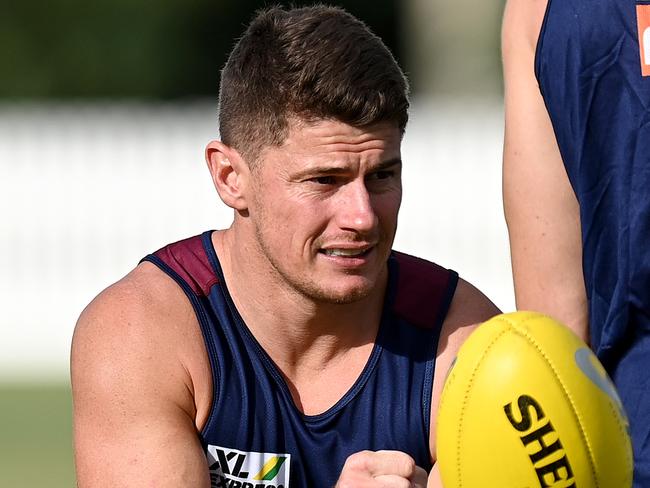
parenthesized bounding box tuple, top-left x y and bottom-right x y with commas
(205, 140, 249, 211)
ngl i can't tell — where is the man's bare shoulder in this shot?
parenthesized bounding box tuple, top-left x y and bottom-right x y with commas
(435, 278, 501, 377)
(71, 262, 212, 486)
(502, 0, 548, 51)
(71, 261, 208, 417)
(73, 262, 193, 361)
(77, 261, 190, 319)
(441, 278, 501, 346)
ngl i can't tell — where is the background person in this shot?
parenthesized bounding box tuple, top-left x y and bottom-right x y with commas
(502, 0, 650, 484)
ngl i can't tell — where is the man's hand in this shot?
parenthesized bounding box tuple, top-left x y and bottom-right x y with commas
(335, 450, 428, 487)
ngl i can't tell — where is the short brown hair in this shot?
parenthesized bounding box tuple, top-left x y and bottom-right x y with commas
(218, 5, 410, 163)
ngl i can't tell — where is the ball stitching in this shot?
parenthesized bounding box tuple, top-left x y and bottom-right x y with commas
(506, 315, 600, 488)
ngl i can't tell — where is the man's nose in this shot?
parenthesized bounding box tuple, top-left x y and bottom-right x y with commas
(335, 179, 377, 233)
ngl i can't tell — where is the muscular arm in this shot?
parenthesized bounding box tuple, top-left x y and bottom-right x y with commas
(429, 278, 502, 487)
(502, 0, 588, 341)
(71, 264, 211, 487)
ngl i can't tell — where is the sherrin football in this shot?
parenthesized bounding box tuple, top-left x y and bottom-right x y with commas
(436, 311, 632, 487)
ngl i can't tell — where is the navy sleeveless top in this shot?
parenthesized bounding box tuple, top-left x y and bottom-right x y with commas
(536, 0, 650, 368)
(142, 231, 458, 487)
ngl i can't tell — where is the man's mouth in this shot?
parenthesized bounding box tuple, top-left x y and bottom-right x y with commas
(320, 247, 372, 257)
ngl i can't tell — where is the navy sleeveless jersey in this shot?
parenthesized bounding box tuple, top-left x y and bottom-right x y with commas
(141, 231, 458, 488)
(537, 2, 650, 483)
(536, 0, 650, 368)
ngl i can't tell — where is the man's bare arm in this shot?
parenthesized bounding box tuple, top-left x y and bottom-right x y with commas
(502, 0, 588, 340)
(429, 277, 502, 487)
(71, 265, 211, 487)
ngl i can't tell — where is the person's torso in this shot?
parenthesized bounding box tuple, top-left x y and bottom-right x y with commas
(142, 231, 458, 487)
(536, 0, 650, 365)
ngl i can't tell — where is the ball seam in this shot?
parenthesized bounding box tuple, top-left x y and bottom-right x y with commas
(503, 314, 600, 488)
(454, 326, 510, 487)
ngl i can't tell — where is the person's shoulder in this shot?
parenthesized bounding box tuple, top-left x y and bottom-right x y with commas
(389, 251, 458, 329)
(502, 0, 548, 51)
(390, 251, 499, 336)
(71, 261, 199, 406)
(438, 277, 501, 353)
(71, 262, 213, 486)
(73, 261, 189, 345)
(391, 251, 451, 284)
(447, 278, 500, 329)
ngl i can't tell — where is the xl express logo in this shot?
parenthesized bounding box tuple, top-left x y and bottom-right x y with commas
(206, 445, 291, 488)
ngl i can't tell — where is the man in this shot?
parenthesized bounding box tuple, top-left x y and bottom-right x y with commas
(502, 0, 650, 485)
(72, 6, 499, 487)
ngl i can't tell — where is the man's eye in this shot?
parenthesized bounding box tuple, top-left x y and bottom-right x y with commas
(312, 175, 336, 185)
(368, 170, 394, 181)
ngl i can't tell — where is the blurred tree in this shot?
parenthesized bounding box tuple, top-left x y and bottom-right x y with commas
(0, 0, 403, 99)
(403, 0, 504, 97)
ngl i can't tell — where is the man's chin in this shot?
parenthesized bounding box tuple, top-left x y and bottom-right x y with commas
(322, 289, 370, 305)
(307, 278, 377, 305)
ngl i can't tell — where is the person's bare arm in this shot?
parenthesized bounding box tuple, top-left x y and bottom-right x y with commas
(71, 264, 211, 487)
(502, 0, 588, 341)
(427, 463, 442, 488)
(429, 278, 502, 486)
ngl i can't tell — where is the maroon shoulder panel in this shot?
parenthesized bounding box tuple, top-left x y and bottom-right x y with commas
(153, 234, 219, 297)
(391, 251, 452, 329)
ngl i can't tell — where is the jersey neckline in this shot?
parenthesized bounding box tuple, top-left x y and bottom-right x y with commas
(199, 230, 395, 423)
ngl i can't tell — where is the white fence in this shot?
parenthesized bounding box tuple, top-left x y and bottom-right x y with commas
(0, 98, 514, 381)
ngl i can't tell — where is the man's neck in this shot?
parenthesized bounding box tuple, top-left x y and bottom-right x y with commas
(211, 228, 387, 374)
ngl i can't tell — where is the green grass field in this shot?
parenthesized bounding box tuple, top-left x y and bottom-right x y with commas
(0, 383, 75, 487)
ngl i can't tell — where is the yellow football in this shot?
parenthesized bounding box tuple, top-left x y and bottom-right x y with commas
(436, 311, 632, 487)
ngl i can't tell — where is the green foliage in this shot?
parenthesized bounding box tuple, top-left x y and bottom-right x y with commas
(0, 383, 74, 487)
(0, 0, 401, 99)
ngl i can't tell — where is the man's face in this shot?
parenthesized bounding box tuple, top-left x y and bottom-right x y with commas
(245, 118, 402, 304)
